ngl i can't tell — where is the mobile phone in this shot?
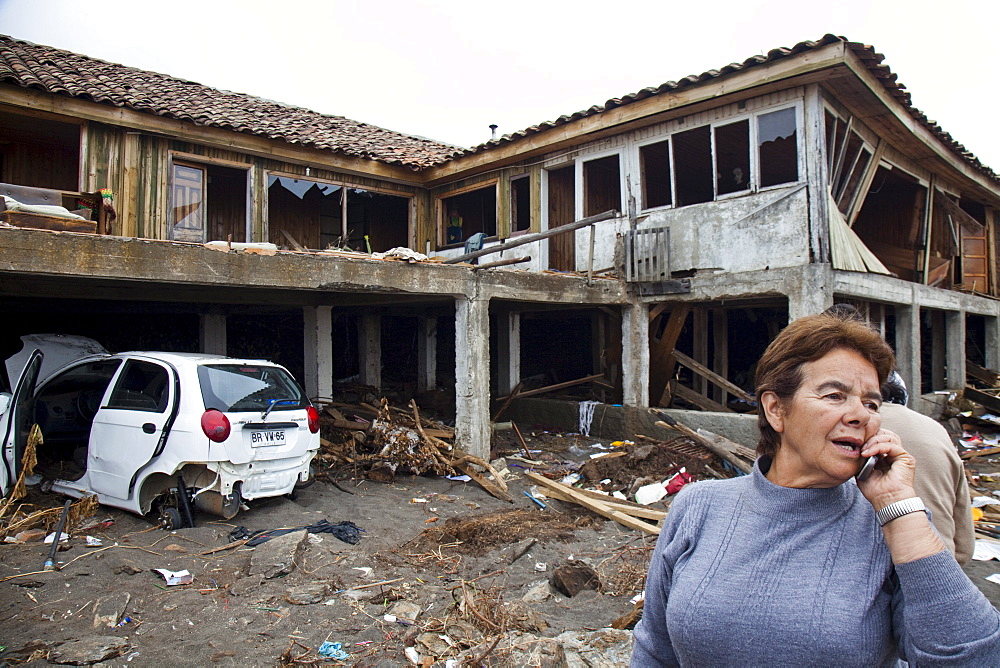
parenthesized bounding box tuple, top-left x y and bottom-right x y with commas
(856, 455, 880, 482)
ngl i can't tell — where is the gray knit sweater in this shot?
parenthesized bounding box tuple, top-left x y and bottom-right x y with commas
(630, 459, 1000, 666)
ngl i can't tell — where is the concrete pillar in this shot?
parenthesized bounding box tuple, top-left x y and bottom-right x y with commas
(945, 310, 966, 389)
(199, 313, 227, 356)
(893, 304, 921, 405)
(417, 316, 438, 392)
(787, 265, 833, 321)
(359, 313, 381, 390)
(621, 302, 650, 408)
(454, 296, 491, 461)
(302, 306, 333, 400)
(986, 316, 1000, 372)
(495, 309, 520, 395)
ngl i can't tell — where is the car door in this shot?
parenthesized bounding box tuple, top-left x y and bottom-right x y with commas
(87, 358, 175, 500)
(0, 349, 42, 496)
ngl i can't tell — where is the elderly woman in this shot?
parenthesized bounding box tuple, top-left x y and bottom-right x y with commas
(631, 312, 1000, 666)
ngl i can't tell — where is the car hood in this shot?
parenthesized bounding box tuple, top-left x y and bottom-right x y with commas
(4, 334, 109, 391)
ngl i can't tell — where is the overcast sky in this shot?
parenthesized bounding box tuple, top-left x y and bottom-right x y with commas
(2, 0, 998, 172)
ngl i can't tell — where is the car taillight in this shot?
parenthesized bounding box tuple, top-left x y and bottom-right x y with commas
(201, 409, 231, 442)
(306, 405, 320, 434)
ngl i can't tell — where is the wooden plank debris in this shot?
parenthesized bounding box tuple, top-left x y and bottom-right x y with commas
(524, 472, 662, 534)
(670, 349, 755, 405)
(968, 362, 1000, 388)
(964, 387, 1000, 414)
(654, 414, 753, 474)
(650, 305, 691, 407)
(495, 374, 605, 401)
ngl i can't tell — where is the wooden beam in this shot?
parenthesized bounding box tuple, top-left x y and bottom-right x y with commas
(524, 472, 661, 534)
(671, 382, 733, 412)
(964, 387, 1000, 414)
(496, 373, 605, 401)
(671, 349, 755, 404)
(649, 304, 691, 408)
(968, 362, 1000, 388)
(445, 209, 617, 264)
(524, 472, 667, 521)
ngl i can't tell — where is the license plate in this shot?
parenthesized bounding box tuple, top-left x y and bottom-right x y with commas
(250, 430, 286, 447)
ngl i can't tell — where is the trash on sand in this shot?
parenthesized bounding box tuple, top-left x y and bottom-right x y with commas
(986, 574, 1000, 586)
(973, 496, 1000, 508)
(634, 481, 669, 506)
(116, 616, 133, 627)
(535, 562, 548, 572)
(404, 647, 421, 664)
(445, 474, 471, 482)
(85, 536, 102, 547)
(44, 532, 70, 544)
(317, 641, 349, 660)
(231, 519, 364, 546)
(153, 569, 194, 586)
(665, 468, 693, 495)
(973, 539, 1000, 561)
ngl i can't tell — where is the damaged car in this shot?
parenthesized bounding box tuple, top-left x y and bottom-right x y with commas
(1, 337, 320, 528)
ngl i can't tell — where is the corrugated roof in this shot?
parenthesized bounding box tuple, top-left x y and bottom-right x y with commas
(0, 35, 459, 169)
(461, 34, 998, 185)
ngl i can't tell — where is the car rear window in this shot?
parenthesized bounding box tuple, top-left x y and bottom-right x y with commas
(198, 364, 308, 412)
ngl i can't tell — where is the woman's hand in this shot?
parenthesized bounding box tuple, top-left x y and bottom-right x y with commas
(858, 427, 945, 563)
(856, 428, 917, 511)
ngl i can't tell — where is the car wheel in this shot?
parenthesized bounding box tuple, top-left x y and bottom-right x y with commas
(159, 506, 184, 530)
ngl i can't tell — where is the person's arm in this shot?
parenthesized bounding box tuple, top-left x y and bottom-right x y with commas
(857, 429, 945, 563)
(865, 430, 1000, 662)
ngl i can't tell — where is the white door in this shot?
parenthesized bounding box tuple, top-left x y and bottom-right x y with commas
(0, 349, 42, 495)
(88, 358, 174, 500)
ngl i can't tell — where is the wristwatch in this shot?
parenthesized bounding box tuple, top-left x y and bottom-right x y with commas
(876, 497, 926, 527)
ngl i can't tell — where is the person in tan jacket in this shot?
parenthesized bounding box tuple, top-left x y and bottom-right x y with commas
(880, 372, 975, 565)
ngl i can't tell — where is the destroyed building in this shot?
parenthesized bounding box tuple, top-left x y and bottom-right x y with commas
(1, 34, 999, 461)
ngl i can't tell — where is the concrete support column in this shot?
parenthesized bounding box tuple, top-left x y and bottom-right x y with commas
(302, 306, 333, 401)
(199, 313, 227, 356)
(621, 302, 650, 408)
(787, 265, 834, 322)
(417, 316, 438, 392)
(495, 309, 521, 395)
(893, 304, 921, 405)
(454, 296, 491, 461)
(945, 310, 966, 389)
(359, 313, 381, 390)
(986, 316, 1000, 372)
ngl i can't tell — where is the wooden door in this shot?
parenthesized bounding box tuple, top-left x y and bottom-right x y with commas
(961, 227, 988, 292)
(547, 166, 575, 271)
(171, 162, 205, 242)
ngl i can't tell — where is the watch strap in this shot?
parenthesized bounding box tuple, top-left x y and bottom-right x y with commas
(876, 497, 925, 527)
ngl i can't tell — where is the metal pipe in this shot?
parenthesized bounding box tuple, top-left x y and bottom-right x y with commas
(43, 499, 72, 571)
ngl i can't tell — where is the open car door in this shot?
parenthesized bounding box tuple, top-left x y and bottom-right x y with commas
(0, 349, 42, 496)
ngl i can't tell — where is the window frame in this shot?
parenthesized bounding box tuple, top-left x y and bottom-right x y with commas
(575, 148, 625, 221)
(168, 152, 252, 243)
(264, 169, 414, 251)
(509, 172, 532, 237)
(435, 179, 500, 249)
(636, 101, 803, 211)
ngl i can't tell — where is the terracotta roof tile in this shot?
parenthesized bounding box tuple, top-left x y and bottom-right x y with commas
(462, 35, 998, 185)
(0, 35, 459, 169)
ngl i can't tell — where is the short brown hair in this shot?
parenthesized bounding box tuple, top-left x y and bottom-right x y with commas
(754, 312, 895, 458)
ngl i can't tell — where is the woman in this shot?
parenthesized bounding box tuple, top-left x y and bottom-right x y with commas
(631, 312, 1000, 666)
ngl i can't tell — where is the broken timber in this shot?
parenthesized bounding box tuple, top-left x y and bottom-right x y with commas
(524, 472, 663, 535)
(654, 413, 753, 474)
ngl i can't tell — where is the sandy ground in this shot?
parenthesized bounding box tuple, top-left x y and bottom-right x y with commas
(2, 430, 1000, 666)
(0, 433, 649, 666)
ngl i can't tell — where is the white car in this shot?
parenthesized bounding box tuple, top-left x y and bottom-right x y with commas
(1, 344, 320, 529)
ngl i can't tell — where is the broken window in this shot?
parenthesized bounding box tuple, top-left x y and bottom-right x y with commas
(640, 139, 672, 209)
(441, 184, 497, 246)
(583, 155, 622, 217)
(714, 120, 750, 196)
(171, 161, 248, 243)
(825, 110, 874, 214)
(0, 109, 79, 191)
(673, 126, 714, 207)
(758, 108, 798, 187)
(267, 175, 409, 252)
(510, 173, 531, 234)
